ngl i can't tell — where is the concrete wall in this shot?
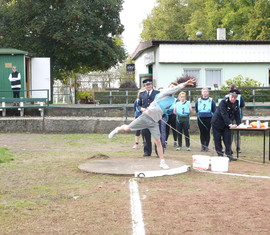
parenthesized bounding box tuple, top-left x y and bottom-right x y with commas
(0, 106, 269, 134)
(0, 117, 132, 134)
(0, 116, 268, 135)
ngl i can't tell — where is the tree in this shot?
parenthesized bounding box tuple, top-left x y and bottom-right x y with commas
(141, 0, 190, 40)
(0, 0, 126, 81)
(242, 0, 270, 39)
(141, 0, 270, 41)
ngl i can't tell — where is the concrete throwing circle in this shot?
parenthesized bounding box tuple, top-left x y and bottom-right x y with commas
(78, 158, 189, 177)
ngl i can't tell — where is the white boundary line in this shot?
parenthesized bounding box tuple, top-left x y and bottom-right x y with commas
(129, 178, 145, 235)
(196, 169, 270, 179)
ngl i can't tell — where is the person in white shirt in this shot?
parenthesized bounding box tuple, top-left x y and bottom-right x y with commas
(8, 66, 21, 106)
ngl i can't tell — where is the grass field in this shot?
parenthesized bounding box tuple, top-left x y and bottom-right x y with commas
(0, 133, 270, 234)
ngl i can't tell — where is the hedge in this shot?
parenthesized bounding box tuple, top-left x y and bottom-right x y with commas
(93, 89, 270, 105)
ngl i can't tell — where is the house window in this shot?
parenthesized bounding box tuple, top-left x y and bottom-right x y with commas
(206, 70, 221, 89)
(183, 69, 201, 86)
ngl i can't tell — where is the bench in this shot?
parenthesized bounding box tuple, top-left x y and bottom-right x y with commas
(0, 97, 48, 117)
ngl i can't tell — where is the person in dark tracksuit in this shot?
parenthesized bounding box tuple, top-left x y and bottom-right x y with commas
(137, 78, 160, 156)
(165, 107, 178, 147)
(211, 90, 241, 161)
(195, 88, 216, 152)
(225, 84, 245, 153)
(132, 88, 145, 149)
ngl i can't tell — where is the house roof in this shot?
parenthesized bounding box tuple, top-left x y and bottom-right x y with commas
(0, 48, 28, 55)
(131, 40, 270, 60)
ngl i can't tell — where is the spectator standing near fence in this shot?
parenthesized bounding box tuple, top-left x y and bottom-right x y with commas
(132, 88, 145, 149)
(195, 88, 216, 152)
(174, 91, 192, 151)
(8, 66, 21, 106)
(165, 100, 178, 147)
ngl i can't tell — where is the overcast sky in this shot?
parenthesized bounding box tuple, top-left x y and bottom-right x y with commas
(120, 0, 156, 55)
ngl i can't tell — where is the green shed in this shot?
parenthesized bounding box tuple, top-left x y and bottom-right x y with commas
(0, 48, 28, 98)
(0, 48, 51, 100)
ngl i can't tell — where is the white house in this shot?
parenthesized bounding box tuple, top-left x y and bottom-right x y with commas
(131, 39, 270, 89)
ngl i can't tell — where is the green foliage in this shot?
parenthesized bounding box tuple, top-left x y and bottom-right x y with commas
(76, 91, 94, 101)
(221, 75, 262, 90)
(141, 0, 189, 40)
(141, 0, 270, 41)
(0, 148, 14, 163)
(221, 75, 262, 99)
(242, 0, 270, 40)
(0, 0, 126, 80)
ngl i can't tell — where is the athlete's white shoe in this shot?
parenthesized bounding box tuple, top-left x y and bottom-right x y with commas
(160, 160, 169, 170)
(108, 128, 118, 139)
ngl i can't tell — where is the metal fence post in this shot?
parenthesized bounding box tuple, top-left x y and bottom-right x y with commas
(109, 90, 112, 105)
(126, 90, 128, 105)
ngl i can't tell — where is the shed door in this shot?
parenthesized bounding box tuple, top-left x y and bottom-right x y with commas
(31, 57, 50, 100)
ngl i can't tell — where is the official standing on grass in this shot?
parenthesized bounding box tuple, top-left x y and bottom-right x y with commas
(137, 78, 160, 157)
(226, 84, 245, 153)
(8, 66, 21, 106)
(211, 90, 241, 161)
(195, 88, 216, 152)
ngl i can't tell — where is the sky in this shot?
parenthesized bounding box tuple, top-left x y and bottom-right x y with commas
(120, 0, 156, 55)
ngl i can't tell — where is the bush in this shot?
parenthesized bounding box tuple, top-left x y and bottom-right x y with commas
(76, 91, 94, 101)
(221, 75, 261, 89)
(119, 79, 138, 89)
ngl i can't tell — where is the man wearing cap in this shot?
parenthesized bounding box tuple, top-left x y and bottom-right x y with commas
(137, 78, 160, 156)
(227, 84, 245, 153)
(211, 90, 241, 161)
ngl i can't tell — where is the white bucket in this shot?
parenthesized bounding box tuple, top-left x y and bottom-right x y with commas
(211, 157, 229, 172)
(192, 155, 210, 170)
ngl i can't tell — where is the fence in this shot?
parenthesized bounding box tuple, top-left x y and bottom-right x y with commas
(52, 85, 270, 105)
(53, 85, 72, 104)
(0, 89, 49, 102)
(97, 87, 270, 105)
